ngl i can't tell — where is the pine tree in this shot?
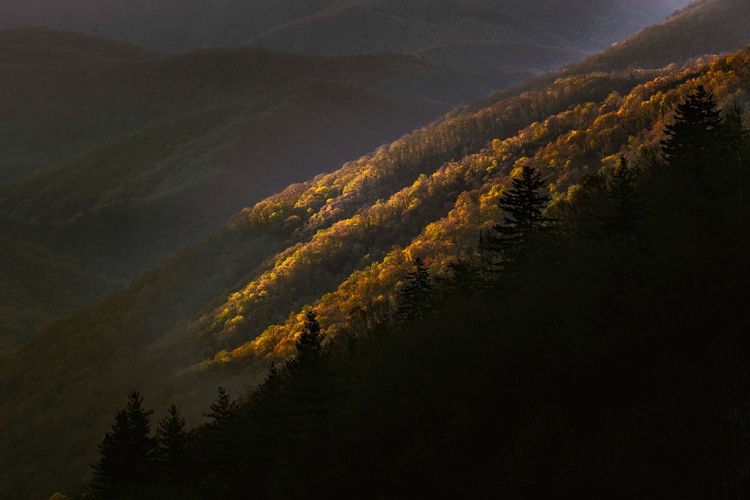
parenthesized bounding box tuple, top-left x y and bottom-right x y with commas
(198, 387, 239, 487)
(92, 390, 155, 496)
(289, 310, 326, 367)
(155, 403, 190, 486)
(437, 256, 482, 299)
(724, 102, 749, 200)
(487, 166, 553, 272)
(725, 103, 748, 165)
(661, 85, 724, 173)
(497, 166, 552, 236)
(269, 310, 337, 499)
(92, 409, 131, 495)
(262, 361, 282, 396)
(204, 387, 236, 428)
(597, 155, 650, 236)
(396, 257, 435, 324)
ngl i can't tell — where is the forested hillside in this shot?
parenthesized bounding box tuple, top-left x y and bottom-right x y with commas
(0, 28, 480, 351)
(2, 1, 750, 498)
(1, 0, 733, 351)
(2, 14, 750, 496)
(565, 0, 750, 72)
(71, 83, 750, 499)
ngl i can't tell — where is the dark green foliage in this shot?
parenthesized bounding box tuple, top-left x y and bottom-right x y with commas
(725, 102, 749, 166)
(204, 387, 237, 428)
(289, 310, 326, 367)
(486, 165, 553, 273)
(196, 387, 240, 493)
(260, 362, 282, 399)
(395, 257, 435, 324)
(92, 391, 155, 497)
(155, 404, 190, 486)
(497, 166, 552, 236)
(662, 87, 750, 232)
(661, 85, 724, 171)
(263, 311, 342, 499)
(596, 155, 650, 236)
(437, 256, 484, 299)
(724, 102, 750, 200)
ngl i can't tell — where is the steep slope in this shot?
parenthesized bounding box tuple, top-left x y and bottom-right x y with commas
(566, 0, 750, 72)
(456, 0, 750, 117)
(0, 29, 480, 346)
(0, 82, 445, 349)
(2, 1, 748, 496)
(3, 36, 750, 499)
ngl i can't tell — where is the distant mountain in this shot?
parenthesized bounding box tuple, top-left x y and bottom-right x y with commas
(565, 0, 750, 72)
(0, 0, 689, 73)
(0, 0, 748, 497)
(249, 0, 690, 72)
(1, 28, 488, 351)
(457, 0, 750, 115)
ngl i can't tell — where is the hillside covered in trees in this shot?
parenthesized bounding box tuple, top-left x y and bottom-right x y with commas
(2, 0, 750, 498)
(55, 80, 750, 500)
(0, 28, 490, 353)
(2, 0, 744, 356)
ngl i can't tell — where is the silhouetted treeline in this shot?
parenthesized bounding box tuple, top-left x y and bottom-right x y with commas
(66, 86, 750, 499)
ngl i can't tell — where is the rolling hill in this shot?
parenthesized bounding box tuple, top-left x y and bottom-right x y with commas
(0, 0, 689, 73)
(1, 0, 749, 497)
(1, 28, 498, 350)
(565, 0, 750, 72)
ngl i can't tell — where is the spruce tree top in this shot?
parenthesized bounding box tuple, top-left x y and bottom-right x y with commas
(495, 166, 552, 237)
(92, 390, 156, 493)
(395, 257, 435, 324)
(204, 387, 236, 427)
(295, 310, 326, 358)
(661, 85, 723, 167)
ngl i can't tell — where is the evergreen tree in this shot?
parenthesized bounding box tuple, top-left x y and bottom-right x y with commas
(725, 103, 748, 166)
(396, 257, 435, 324)
(197, 387, 239, 490)
(661, 85, 724, 173)
(289, 310, 326, 367)
(724, 102, 749, 200)
(437, 256, 482, 300)
(261, 361, 282, 397)
(204, 387, 236, 428)
(269, 311, 338, 499)
(597, 155, 650, 236)
(487, 166, 553, 272)
(92, 390, 155, 497)
(155, 403, 190, 486)
(496, 166, 552, 236)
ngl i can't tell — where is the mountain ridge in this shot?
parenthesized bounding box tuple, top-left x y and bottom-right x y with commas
(1, 0, 749, 497)
(4, 43, 750, 500)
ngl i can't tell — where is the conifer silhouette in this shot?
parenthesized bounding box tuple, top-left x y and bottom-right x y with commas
(155, 403, 190, 485)
(487, 166, 553, 273)
(661, 85, 724, 172)
(597, 155, 650, 236)
(396, 257, 435, 324)
(92, 390, 155, 495)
